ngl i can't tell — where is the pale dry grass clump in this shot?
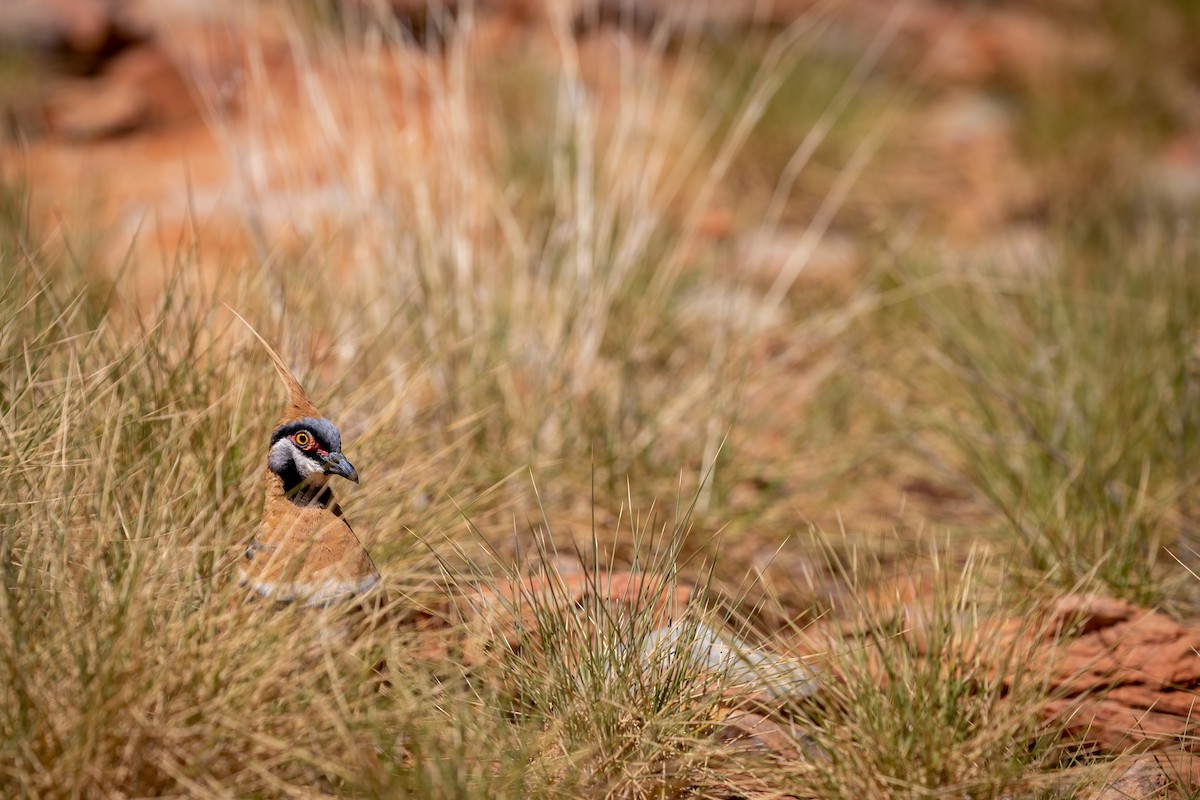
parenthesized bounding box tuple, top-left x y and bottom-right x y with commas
(0, 243, 741, 797)
(894, 221, 1200, 607)
(768, 553, 1078, 799)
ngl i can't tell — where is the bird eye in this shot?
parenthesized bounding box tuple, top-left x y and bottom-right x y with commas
(293, 431, 314, 449)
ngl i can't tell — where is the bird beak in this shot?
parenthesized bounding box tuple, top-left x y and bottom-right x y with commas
(322, 451, 359, 483)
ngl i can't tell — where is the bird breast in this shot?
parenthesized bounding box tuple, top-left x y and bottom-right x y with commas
(239, 497, 381, 607)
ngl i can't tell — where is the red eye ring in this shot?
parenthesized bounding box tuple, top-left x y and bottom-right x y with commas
(293, 431, 315, 450)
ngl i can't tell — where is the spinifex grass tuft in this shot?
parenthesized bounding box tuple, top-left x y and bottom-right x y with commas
(902, 220, 1200, 605)
(769, 545, 1080, 800)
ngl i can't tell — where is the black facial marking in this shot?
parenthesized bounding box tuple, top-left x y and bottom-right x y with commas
(274, 458, 335, 508)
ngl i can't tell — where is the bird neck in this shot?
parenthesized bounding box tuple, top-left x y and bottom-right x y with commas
(269, 463, 335, 508)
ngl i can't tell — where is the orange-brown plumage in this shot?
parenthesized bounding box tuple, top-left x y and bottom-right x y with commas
(238, 470, 382, 606)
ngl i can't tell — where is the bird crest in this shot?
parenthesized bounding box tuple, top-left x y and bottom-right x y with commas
(225, 304, 324, 426)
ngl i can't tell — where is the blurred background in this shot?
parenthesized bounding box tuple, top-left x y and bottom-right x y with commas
(5, 0, 1199, 256)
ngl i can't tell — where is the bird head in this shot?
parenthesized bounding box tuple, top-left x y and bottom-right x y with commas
(268, 416, 359, 486)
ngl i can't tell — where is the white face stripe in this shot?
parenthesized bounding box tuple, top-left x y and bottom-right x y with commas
(269, 438, 326, 479)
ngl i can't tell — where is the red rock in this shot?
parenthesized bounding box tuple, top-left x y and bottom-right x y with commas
(1005, 596, 1200, 754)
(39, 34, 196, 140)
(2, 0, 112, 55)
(1031, 599, 1200, 754)
(44, 77, 147, 140)
(102, 44, 194, 126)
